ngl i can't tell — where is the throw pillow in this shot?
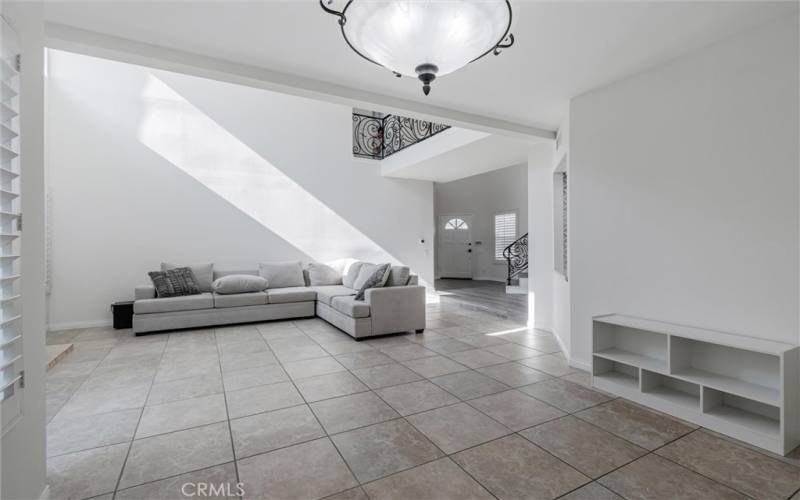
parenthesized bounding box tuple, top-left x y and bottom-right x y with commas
(353, 263, 384, 290)
(306, 262, 343, 286)
(355, 263, 391, 301)
(149, 267, 201, 298)
(212, 275, 268, 295)
(161, 262, 214, 292)
(386, 266, 411, 287)
(258, 261, 305, 288)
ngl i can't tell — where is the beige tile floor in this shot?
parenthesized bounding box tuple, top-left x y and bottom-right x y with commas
(45, 305, 800, 500)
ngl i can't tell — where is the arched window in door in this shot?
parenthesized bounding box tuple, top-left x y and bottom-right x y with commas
(444, 218, 469, 231)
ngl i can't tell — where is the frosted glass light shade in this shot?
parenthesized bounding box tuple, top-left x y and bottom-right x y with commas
(340, 0, 512, 78)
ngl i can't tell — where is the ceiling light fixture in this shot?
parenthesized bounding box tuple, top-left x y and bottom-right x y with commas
(320, 0, 515, 96)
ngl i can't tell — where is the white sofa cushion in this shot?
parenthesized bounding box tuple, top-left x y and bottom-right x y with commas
(214, 269, 258, 279)
(213, 292, 268, 308)
(342, 262, 365, 288)
(308, 285, 356, 306)
(134, 293, 214, 314)
(267, 287, 317, 304)
(306, 262, 342, 286)
(162, 262, 214, 292)
(259, 261, 305, 288)
(213, 274, 268, 294)
(331, 296, 371, 318)
(387, 266, 411, 287)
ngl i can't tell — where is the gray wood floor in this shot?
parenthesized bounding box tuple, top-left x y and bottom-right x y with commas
(434, 279, 527, 324)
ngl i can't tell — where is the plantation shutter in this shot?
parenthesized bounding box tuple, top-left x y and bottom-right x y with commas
(0, 16, 23, 434)
(494, 212, 517, 261)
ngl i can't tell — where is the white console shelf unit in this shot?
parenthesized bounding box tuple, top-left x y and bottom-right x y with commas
(592, 313, 799, 455)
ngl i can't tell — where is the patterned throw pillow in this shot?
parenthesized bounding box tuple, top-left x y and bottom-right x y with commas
(354, 263, 391, 301)
(148, 267, 201, 298)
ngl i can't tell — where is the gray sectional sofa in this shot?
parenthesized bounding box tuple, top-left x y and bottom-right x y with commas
(132, 262, 426, 340)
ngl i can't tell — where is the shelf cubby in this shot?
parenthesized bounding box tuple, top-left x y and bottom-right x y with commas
(670, 337, 779, 405)
(593, 319, 668, 373)
(641, 370, 700, 410)
(592, 357, 639, 394)
(592, 313, 799, 455)
(702, 387, 780, 447)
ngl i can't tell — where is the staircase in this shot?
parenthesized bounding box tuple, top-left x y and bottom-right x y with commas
(503, 233, 528, 294)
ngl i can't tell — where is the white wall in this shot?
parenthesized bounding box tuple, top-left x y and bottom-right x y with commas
(569, 16, 799, 368)
(46, 50, 434, 329)
(435, 164, 528, 282)
(528, 144, 556, 333)
(1, 2, 48, 499)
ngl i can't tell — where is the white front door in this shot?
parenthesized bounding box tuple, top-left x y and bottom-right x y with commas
(439, 215, 472, 278)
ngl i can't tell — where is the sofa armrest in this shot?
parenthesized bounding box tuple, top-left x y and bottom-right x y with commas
(135, 285, 156, 300)
(365, 285, 425, 335)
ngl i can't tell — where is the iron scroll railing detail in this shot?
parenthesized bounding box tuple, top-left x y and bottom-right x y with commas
(352, 114, 383, 159)
(353, 112, 450, 160)
(502, 233, 528, 285)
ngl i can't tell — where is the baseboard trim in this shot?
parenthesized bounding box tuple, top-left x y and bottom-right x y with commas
(48, 319, 112, 332)
(568, 357, 592, 372)
(532, 324, 591, 372)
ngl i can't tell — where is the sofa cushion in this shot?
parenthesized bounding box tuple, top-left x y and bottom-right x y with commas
(342, 261, 365, 288)
(308, 285, 356, 306)
(162, 262, 214, 292)
(387, 266, 411, 287)
(213, 274, 268, 294)
(213, 269, 258, 280)
(259, 261, 305, 288)
(148, 268, 200, 298)
(213, 292, 268, 308)
(306, 262, 343, 286)
(331, 296, 371, 318)
(267, 287, 317, 304)
(352, 263, 377, 290)
(134, 293, 214, 314)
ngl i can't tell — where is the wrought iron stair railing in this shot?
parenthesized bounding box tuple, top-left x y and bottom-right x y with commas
(502, 233, 528, 286)
(353, 112, 450, 160)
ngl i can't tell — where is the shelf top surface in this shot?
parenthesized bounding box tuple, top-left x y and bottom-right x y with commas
(593, 314, 797, 355)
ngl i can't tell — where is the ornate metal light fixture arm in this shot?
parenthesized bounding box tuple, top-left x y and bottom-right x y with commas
(494, 33, 515, 55)
(320, 0, 346, 26)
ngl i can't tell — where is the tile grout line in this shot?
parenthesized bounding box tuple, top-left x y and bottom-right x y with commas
(266, 319, 365, 490)
(211, 327, 242, 496)
(109, 333, 170, 500)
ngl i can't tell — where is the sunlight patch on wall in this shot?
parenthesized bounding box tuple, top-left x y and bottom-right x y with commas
(137, 74, 403, 266)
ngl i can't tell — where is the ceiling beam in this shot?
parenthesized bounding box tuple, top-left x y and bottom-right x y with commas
(45, 22, 555, 142)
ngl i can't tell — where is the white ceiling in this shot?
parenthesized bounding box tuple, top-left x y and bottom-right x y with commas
(43, 1, 796, 131)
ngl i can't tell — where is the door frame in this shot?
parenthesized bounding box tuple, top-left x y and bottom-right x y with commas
(437, 213, 473, 279)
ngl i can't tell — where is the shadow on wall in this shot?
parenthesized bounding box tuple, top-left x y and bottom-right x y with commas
(137, 74, 407, 272)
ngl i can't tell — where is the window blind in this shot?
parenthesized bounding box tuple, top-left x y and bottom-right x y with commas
(494, 212, 517, 261)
